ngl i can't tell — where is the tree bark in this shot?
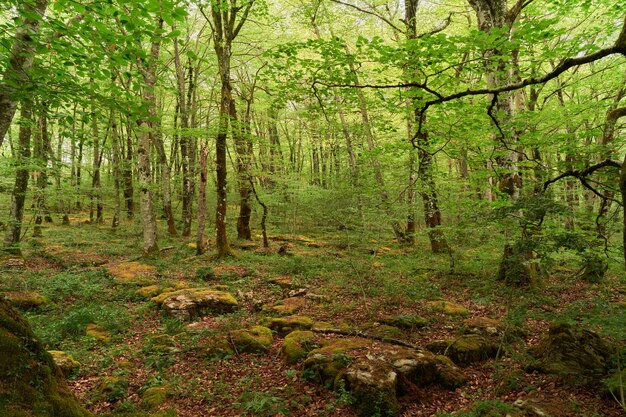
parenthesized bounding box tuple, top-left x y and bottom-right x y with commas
(0, 0, 49, 146)
(4, 102, 33, 252)
(196, 141, 208, 255)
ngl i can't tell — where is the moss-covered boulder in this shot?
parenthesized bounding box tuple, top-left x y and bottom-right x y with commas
(345, 358, 399, 417)
(47, 351, 80, 377)
(267, 297, 306, 315)
(462, 317, 505, 336)
(303, 337, 466, 417)
(281, 330, 316, 364)
(106, 261, 157, 285)
(526, 323, 613, 383)
(380, 314, 428, 330)
(0, 298, 91, 417)
(1, 291, 48, 309)
(142, 386, 173, 410)
(136, 285, 162, 298)
(363, 323, 404, 339)
(97, 376, 128, 402)
(269, 276, 295, 289)
(265, 315, 314, 335)
(151, 288, 238, 320)
(425, 299, 470, 316)
(229, 326, 273, 353)
(206, 337, 234, 359)
(85, 324, 111, 344)
(426, 335, 500, 366)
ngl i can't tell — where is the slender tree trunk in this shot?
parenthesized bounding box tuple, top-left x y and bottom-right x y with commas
(4, 102, 33, 252)
(196, 141, 208, 255)
(233, 97, 253, 240)
(111, 112, 121, 228)
(153, 120, 177, 236)
(0, 0, 49, 146)
(135, 18, 163, 257)
(32, 103, 50, 237)
(123, 119, 134, 219)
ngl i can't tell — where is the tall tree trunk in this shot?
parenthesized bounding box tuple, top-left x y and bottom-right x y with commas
(153, 119, 177, 236)
(405, 0, 448, 252)
(4, 102, 33, 252)
(233, 96, 253, 240)
(135, 18, 164, 257)
(111, 112, 121, 228)
(0, 0, 49, 146)
(123, 118, 134, 219)
(196, 141, 208, 255)
(32, 102, 50, 237)
(90, 99, 103, 224)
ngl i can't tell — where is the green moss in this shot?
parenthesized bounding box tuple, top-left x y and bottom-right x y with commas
(281, 330, 316, 364)
(1, 291, 48, 309)
(98, 376, 129, 402)
(142, 386, 173, 410)
(425, 300, 470, 316)
(426, 335, 499, 366)
(0, 299, 91, 417)
(229, 326, 273, 353)
(265, 315, 314, 335)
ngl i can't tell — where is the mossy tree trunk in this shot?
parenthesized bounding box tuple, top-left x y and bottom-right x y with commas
(4, 101, 33, 252)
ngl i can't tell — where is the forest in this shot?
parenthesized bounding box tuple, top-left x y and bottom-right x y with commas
(0, 0, 625, 416)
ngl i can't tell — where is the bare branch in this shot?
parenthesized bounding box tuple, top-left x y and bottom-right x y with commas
(330, 0, 403, 33)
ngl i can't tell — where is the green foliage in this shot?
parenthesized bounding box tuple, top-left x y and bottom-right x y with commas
(235, 389, 289, 417)
(436, 399, 518, 417)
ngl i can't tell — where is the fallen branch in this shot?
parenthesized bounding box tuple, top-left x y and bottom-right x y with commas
(311, 327, 423, 350)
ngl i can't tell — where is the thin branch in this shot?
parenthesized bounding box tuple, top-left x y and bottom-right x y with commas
(330, 0, 403, 33)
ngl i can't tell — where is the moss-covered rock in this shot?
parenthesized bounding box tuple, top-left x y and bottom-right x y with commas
(380, 314, 428, 330)
(206, 337, 234, 359)
(106, 262, 157, 286)
(344, 358, 399, 417)
(151, 288, 238, 320)
(363, 324, 404, 339)
(265, 315, 314, 335)
(303, 337, 466, 417)
(1, 291, 48, 309)
(0, 298, 91, 417)
(97, 376, 128, 402)
(47, 351, 80, 377)
(269, 276, 294, 289)
(281, 330, 316, 364)
(229, 326, 273, 353)
(142, 386, 173, 410)
(462, 317, 505, 336)
(267, 297, 306, 315)
(425, 299, 470, 316)
(85, 323, 111, 344)
(526, 323, 613, 383)
(426, 335, 499, 366)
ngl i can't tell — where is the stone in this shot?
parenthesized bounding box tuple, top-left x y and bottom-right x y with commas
(380, 313, 428, 330)
(462, 317, 505, 336)
(281, 330, 316, 364)
(305, 293, 330, 303)
(1, 291, 48, 309)
(98, 376, 128, 402)
(303, 337, 466, 417)
(527, 323, 613, 383)
(267, 297, 306, 315)
(265, 315, 314, 335)
(425, 299, 470, 316)
(106, 261, 157, 286)
(86, 324, 111, 344)
(269, 276, 294, 289)
(48, 351, 81, 377)
(151, 288, 238, 320)
(426, 334, 500, 366)
(345, 358, 399, 417)
(229, 326, 273, 354)
(206, 337, 234, 359)
(142, 386, 173, 409)
(0, 298, 91, 416)
(363, 323, 404, 339)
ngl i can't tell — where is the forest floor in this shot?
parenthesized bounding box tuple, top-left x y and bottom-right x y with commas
(1, 217, 625, 417)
